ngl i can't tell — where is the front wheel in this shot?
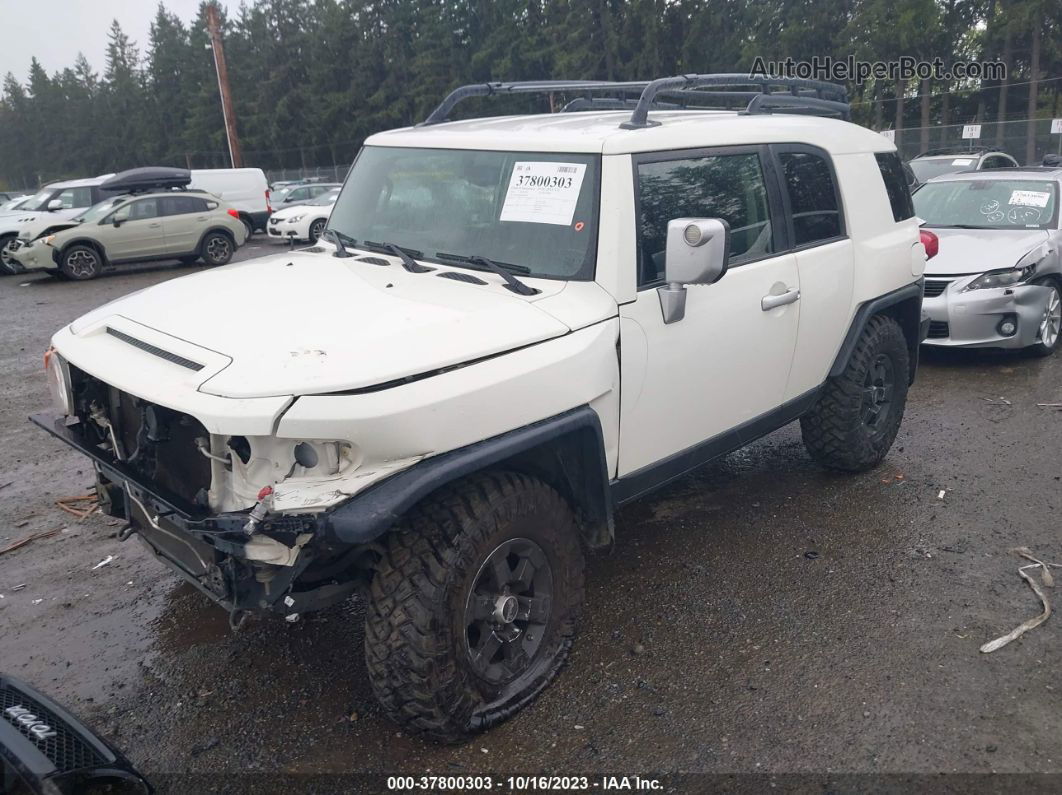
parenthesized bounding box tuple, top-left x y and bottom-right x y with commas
(308, 218, 325, 243)
(801, 314, 910, 472)
(365, 471, 585, 743)
(1028, 280, 1061, 357)
(60, 245, 103, 280)
(0, 234, 20, 275)
(201, 232, 233, 266)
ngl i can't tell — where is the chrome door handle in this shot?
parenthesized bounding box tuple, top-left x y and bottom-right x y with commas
(147, 222, 161, 228)
(761, 289, 800, 311)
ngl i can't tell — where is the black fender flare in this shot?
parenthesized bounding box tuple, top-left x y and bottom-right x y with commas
(829, 280, 924, 384)
(195, 226, 236, 252)
(325, 405, 614, 547)
(58, 238, 109, 267)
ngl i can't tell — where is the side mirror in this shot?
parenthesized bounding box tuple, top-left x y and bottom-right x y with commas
(47, 199, 63, 211)
(657, 218, 730, 324)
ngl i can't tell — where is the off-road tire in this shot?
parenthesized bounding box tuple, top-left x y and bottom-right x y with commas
(201, 232, 234, 266)
(365, 471, 585, 743)
(801, 314, 909, 472)
(59, 244, 103, 281)
(241, 217, 255, 239)
(1028, 279, 1061, 358)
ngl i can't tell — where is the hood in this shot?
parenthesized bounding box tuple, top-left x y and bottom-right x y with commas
(924, 228, 1050, 276)
(0, 211, 42, 235)
(270, 202, 324, 220)
(68, 250, 587, 398)
(21, 218, 80, 241)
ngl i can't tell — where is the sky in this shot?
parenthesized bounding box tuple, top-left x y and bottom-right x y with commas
(0, 0, 227, 82)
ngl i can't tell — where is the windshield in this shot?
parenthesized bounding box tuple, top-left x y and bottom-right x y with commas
(328, 146, 600, 279)
(75, 197, 128, 223)
(0, 197, 28, 212)
(308, 189, 340, 206)
(913, 179, 1058, 230)
(909, 157, 979, 182)
(24, 189, 55, 211)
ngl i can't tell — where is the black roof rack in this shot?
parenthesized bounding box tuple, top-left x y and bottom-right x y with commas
(420, 73, 850, 128)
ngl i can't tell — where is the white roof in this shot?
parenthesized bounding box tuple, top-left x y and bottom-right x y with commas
(368, 110, 893, 156)
(45, 173, 116, 189)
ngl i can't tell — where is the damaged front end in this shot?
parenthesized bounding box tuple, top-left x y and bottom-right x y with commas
(33, 359, 376, 625)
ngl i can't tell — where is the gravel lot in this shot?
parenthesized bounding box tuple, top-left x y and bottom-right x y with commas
(2, 239, 1061, 792)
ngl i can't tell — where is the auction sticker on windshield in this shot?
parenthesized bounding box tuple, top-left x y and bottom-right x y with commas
(501, 162, 587, 225)
(1009, 190, 1051, 208)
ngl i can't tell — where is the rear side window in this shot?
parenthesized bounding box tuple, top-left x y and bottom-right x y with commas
(636, 152, 775, 285)
(779, 152, 843, 245)
(874, 152, 915, 222)
(161, 196, 208, 215)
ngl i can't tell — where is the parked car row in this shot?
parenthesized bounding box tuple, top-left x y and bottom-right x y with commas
(267, 186, 340, 242)
(5, 168, 247, 279)
(0, 167, 269, 277)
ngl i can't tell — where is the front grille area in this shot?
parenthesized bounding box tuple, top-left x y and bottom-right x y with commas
(69, 364, 212, 508)
(0, 684, 106, 773)
(927, 320, 950, 339)
(923, 279, 952, 298)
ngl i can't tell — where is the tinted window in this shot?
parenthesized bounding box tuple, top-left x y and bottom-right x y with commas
(161, 196, 208, 216)
(128, 199, 159, 220)
(636, 152, 774, 285)
(779, 152, 842, 245)
(55, 186, 93, 209)
(875, 152, 916, 222)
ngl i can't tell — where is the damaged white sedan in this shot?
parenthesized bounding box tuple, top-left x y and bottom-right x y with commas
(914, 168, 1062, 355)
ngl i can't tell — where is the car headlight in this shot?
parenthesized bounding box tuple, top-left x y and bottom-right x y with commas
(963, 265, 1034, 291)
(44, 347, 73, 416)
(287, 215, 304, 223)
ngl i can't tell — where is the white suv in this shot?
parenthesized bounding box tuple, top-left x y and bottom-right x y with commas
(35, 75, 929, 742)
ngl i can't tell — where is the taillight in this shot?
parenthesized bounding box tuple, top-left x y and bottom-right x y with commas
(919, 229, 939, 259)
(265, 189, 273, 214)
(227, 208, 240, 219)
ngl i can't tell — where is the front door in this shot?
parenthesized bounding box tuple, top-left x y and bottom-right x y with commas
(618, 146, 800, 479)
(102, 197, 168, 261)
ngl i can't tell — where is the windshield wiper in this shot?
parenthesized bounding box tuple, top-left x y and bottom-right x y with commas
(434, 252, 538, 295)
(322, 228, 354, 258)
(363, 240, 434, 273)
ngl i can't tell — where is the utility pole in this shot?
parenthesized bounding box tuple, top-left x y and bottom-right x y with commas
(206, 2, 243, 168)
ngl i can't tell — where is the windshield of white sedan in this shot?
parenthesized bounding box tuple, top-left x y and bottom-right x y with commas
(914, 179, 1058, 230)
(328, 147, 600, 279)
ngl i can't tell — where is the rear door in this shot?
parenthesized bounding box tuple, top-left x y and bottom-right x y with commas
(101, 197, 168, 261)
(769, 145, 855, 399)
(160, 195, 211, 254)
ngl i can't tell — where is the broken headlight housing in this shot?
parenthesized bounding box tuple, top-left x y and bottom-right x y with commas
(44, 347, 73, 416)
(963, 264, 1034, 291)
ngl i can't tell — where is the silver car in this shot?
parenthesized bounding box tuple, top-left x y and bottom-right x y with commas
(913, 168, 1061, 355)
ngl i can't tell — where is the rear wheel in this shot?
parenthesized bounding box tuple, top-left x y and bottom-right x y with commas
(308, 218, 325, 243)
(801, 315, 909, 472)
(59, 245, 103, 280)
(1028, 280, 1061, 357)
(201, 232, 233, 266)
(0, 234, 19, 275)
(365, 471, 584, 743)
(241, 217, 254, 239)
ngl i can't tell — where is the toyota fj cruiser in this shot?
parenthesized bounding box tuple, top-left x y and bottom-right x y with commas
(34, 75, 930, 742)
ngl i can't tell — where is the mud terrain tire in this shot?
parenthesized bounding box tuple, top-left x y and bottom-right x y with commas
(365, 471, 584, 743)
(801, 314, 909, 472)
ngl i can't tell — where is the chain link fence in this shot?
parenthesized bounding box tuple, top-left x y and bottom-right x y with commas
(880, 118, 1062, 164)
(262, 164, 353, 186)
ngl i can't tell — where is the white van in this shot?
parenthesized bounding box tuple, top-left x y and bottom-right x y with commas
(190, 168, 271, 235)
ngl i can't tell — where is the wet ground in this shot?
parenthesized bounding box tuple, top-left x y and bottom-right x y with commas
(1, 242, 1061, 792)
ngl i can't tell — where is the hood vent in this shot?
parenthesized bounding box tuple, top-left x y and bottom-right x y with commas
(106, 327, 204, 372)
(437, 271, 488, 285)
